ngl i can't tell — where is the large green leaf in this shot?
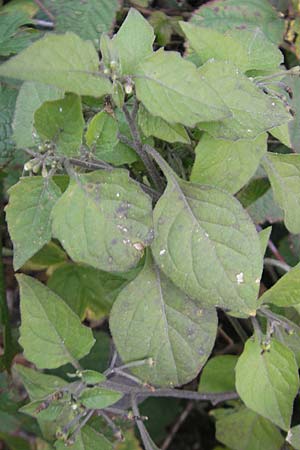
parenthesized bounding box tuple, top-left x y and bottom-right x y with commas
(181, 23, 283, 72)
(260, 262, 300, 307)
(55, 425, 113, 450)
(134, 49, 230, 127)
(78, 386, 122, 409)
(288, 76, 300, 153)
(138, 105, 190, 144)
(110, 252, 217, 387)
(48, 263, 130, 320)
(0, 32, 112, 97)
(214, 406, 284, 450)
(190, 0, 285, 44)
(0, 84, 18, 167)
(15, 364, 67, 400)
(18, 274, 95, 369)
(34, 93, 84, 157)
(112, 8, 154, 75)
(52, 170, 153, 272)
(198, 355, 237, 393)
(13, 81, 64, 149)
(43, 0, 120, 43)
(262, 153, 300, 233)
(85, 111, 119, 162)
(150, 156, 263, 316)
(197, 60, 291, 140)
(235, 337, 299, 430)
(5, 177, 61, 270)
(191, 133, 267, 194)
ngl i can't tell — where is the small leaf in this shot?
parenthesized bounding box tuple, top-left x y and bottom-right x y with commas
(80, 370, 106, 385)
(34, 93, 84, 157)
(190, 0, 285, 44)
(51, 170, 154, 272)
(17, 274, 95, 369)
(235, 337, 299, 430)
(191, 132, 267, 194)
(85, 111, 119, 161)
(55, 425, 113, 450)
(138, 105, 190, 144)
(48, 263, 130, 320)
(215, 406, 284, 450)
(197, 60, 292, 140)
(20, 400, 65, 421)
(0, 32, 112, 97)
(13, 81, 64, 149)
(287, 425, 300, 449)
(150, 155, 263, 315)
(180, 23, 283, 72)
(198, 355, 237, 393)
(260, 262, 300, 307)
(262, 153, 300, 233)
(110, 252, 217, 387)
(134, 49, 230, 127)
(259, 226, 272, 256)
(15, 364, 67, 400)
(23, 242, 67, 271)
(113, 8, 154, 74)
(5, 177, 61, 270)
(79, 386, 122, 409)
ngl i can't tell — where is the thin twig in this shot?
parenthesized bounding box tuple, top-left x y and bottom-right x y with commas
(161, 401, 193, 450)
(131, 395, 160, 450)
(33, 0, 55, 21)
(97, 411, 123, 440)
(226, 315, 248, 343)
(264, 257, 291, 272)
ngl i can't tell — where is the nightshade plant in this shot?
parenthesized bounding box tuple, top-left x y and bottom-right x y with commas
(2, 1, 300, 449)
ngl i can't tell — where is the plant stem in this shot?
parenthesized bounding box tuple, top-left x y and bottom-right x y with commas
(264, 257, 291, 272)
(131, 395, 160, 450)
(122, 104, 164, 192)
(226, 315, 249, 342)
(100, 380, 238, 405)
(258, 308, 296, 334)
(33, 0, 55, 21)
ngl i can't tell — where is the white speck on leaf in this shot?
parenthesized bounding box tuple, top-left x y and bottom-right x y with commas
(59, 107, 63, 112)
(236, 272, 244, 284)
(159, 249, 166, 256)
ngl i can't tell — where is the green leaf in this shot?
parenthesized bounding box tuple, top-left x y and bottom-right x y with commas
(287, 76, 300, 153)
(138, 105, 190, 144)
(0, 11, 34, 56)
(43, 0, 120, 43)
(5, 177, 61, 270)
(13, 81, 64, 149)
(51, 170, 153, 272)
(85, 111, 119, 161)
(198, 355, 237, 393)
(190, 0, 285, 44)
(34, 93, 84, 157)
(191, 132, 267, 194)
(110, 252, 217, 387)
(15, 365, 67, 399)
(48, 263, 130, 320)
(17, 274, 95, 369)
(112, 8, 154, 75)
(79, 386, 122, 409)
(262, 153, 300, 233)
(0, 433, 31, 450)
(287, 425, 300, 449)
(235, 337, 299, 430)
(0, 32, 112, 97)
(55, 425, 113, 450)
(80, 370, 106, 385)
(180, 23, 283, 72)
(215, 406, 284, 450)
(259, 226, 272, 256)
(23, 242, 67, 271)
(134, 49, 230, 127)
(150, 155, 263, 316)
(270, 124, 292, 149)
(0, 84, 18, 167)
(197, 60, 291, 140)
(260, 262, 300, 306)
(20, 400, 65, 421)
